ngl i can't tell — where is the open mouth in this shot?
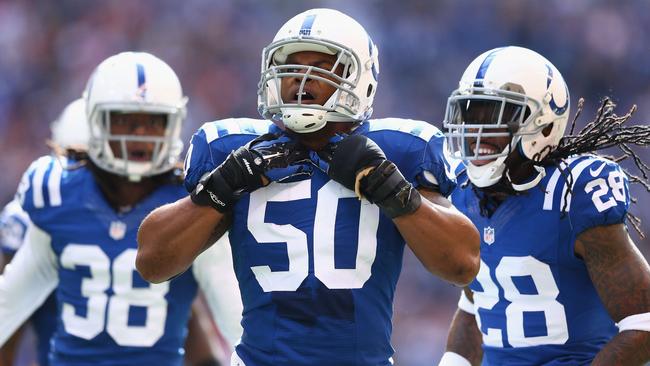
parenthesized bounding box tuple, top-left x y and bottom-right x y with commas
(128, 149, 152, 162)
(291, 91, 317, 104)
(469, 142, 503, 166)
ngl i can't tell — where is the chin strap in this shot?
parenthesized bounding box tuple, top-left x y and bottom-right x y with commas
(507, 165, 546, 192)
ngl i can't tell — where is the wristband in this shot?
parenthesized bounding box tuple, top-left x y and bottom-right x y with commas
(617, 312, 650, 332)
(438, 352, 471, 366)
(458, 290, 475, 315)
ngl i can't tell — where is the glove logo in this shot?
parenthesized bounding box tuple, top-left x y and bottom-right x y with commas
(208, 192, 226, 207)
(242, 158, 254, 176)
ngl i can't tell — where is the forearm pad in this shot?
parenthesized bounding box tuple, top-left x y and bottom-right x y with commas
(359, 160, 422, 218)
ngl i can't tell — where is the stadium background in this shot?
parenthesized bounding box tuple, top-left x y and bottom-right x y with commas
(0, 0, 648, 364)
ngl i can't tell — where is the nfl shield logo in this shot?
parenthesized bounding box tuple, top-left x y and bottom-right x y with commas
(483, 226, 495, 245)
(109, 221, 127, 241)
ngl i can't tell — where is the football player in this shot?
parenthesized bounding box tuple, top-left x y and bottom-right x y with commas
(439, 46, 650, 365)
(0, 52, 243, 366)
(0, 97, 88, 366)
(136, 8, 480, 366)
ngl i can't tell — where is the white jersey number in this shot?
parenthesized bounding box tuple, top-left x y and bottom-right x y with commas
(585, 169, 627, 213)
(473, 256, 569, 347)
(248, 180, 380, 292)
(60, 245, 169, 347)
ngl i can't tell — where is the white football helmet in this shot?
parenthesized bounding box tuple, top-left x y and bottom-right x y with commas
(258, 8, 380, 133)
(50, 98, 90, 150)
(444, 46, 570, 190)
(84, 52, 187, 180)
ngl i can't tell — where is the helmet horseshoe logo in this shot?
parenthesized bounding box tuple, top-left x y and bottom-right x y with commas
(546, 64, 568, 115)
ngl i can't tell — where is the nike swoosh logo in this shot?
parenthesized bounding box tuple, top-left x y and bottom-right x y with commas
(590, 162, 607, 177)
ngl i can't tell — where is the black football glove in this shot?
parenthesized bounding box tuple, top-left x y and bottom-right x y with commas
(191, 133, 309, 212)
(315, 134, 422, 218)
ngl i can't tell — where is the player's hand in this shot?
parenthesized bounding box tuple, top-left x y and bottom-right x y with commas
(191, 133, 309, 212)
(250, 134, 313, 183)
(314, 134, 422, 218)
(313, 134, 385, 190)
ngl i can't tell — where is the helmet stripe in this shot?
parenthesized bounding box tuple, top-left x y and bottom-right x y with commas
(474, 47, 504, 87)
(136, 63, 147, 100)
(299, 14, 316, 36)
(136, 63, 146, 88)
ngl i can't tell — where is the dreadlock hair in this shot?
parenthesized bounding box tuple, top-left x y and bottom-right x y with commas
(532, 97, 650, 237)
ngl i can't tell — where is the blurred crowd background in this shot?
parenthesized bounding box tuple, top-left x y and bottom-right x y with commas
(1, 0, 649, 364)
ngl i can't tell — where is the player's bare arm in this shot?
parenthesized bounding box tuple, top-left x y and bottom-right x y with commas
(441, 288, 483, 365)
(576, 223, 650, 365)
(137, 197, 226, 283)
(395, 188, 480, 286)
(138, 133, 301, 283)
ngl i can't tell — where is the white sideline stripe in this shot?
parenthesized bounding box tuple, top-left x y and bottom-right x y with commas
(543, 156, 581, 211)
(561, 158, 598, 212)
(184, 143, 194, 174)
(543, 165, 564, 210)
(31, 158, 51, 208)
(47, 159, 63, 207)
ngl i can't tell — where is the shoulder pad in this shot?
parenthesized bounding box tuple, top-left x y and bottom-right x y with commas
(366, 118, 443, 142)
(17, 155, 66, 212)
(198, 118, 274, 144)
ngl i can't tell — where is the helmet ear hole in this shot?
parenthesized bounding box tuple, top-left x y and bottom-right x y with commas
(366, 84, 374, 98)
(542, 123, 554, 137)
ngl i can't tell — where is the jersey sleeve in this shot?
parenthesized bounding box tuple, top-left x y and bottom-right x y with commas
(183, 119, 273, 193)
(567, 157, 630, 236)
(416, 130, 458, 197)
(0, 200, 31, 255)
(0, 222, 58, 346)
(191, 235, 243, 348)
(367, 119, 458, 197)
(16, 155, 65, 224)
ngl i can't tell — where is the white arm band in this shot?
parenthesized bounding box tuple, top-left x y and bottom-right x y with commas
(457, 290, 475, 315)
(438, 351, 472, 366)
(192, 235, 244, 348)
(617, 312, 650, 332)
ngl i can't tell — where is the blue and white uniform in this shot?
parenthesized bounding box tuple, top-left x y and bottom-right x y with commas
(184, 117, 456, 366)
(0, 156, 243, 366)
(452, 155, 630, 365)
(0, 198, 57, 366)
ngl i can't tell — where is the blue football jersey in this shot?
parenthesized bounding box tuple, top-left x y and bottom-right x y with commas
(451, 155, 630, 365)
(18, 156, 198, 366)
(185, 117, 455, 366)
(0, 198, 57, 366)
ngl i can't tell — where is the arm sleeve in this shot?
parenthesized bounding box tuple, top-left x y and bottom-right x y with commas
(191, 235, 243, 348)
(0, 223, 58, 345)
